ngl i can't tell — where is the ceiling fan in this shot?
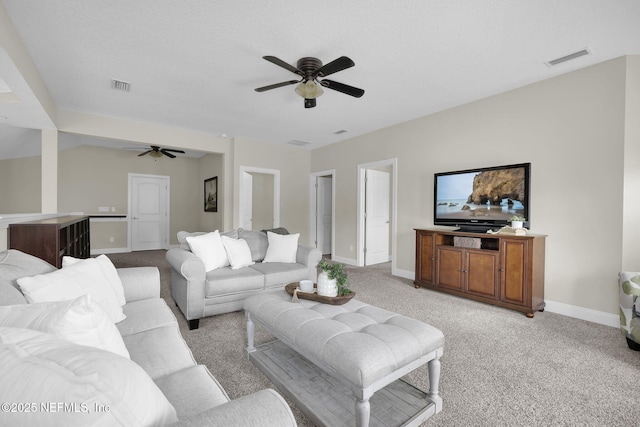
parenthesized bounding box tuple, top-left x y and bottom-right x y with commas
(135, 145, 185, 159)
(255, 55, 365, 108)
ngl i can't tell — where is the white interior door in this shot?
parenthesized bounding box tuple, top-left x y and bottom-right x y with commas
(365, 169, 390, 265)
(240, 171, 253, 230)
(130, 174, 169, 251)
(317, 176, 333, 255)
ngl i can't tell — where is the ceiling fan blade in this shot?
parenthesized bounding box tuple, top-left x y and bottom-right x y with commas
(138, 150, 152, 157)
(161, 150, 177, 158)
(319, 79, 365, 98)
(263, 56, 303, 76)
(255, 80, 300, 92)
(162, 148, 185, 154)
(315, 56, 355, 77)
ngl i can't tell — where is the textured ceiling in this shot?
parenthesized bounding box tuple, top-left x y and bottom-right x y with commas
(2, 0, 640, 154)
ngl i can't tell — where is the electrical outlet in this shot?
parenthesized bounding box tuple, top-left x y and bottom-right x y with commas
(98, 206, 109, 212)
(111, 207, 116, 212)
(109, 237, 114, 243)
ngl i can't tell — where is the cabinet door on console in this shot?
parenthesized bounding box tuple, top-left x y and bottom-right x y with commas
(500, 238, 529, 306)
(436, 246, 464, 291)
(465, 250, 499, 300)
(416, 231, 435, 284)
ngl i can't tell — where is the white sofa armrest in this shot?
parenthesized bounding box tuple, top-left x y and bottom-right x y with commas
(117, 266, 160, 302)
(166, 248, 206, 329)
(171, 389, 296, 427)
(297, 245, 322, 283)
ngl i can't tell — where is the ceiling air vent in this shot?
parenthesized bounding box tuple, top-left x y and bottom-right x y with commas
(545, 48, 591, 67)
(287, 140, 311, 147)
(334, 129, 348, 135)
(110, 79, 131, 92)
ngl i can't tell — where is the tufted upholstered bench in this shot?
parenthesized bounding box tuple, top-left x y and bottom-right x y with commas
(244, 291, 444, 427)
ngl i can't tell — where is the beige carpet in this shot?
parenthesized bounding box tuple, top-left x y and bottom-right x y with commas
(107, 250, 640, 426)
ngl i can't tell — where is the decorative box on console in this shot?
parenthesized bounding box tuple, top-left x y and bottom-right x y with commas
(453, 236, 481, 249)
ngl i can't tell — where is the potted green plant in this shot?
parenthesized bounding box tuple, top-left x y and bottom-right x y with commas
(509, 215, 526, 229)
(317, 259, 350, 297)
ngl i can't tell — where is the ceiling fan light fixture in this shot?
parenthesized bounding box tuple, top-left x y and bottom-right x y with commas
(295, 80, 323, 99)
(149, 150, 163, 158)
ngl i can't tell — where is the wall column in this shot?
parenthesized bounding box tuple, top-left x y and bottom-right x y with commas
(41, 128, 57, 213)
(622, 56, 640, 270)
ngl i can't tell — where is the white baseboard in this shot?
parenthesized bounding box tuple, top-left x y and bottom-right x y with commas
(393, 268, 414, 281)
(331, 255, 357, 266)
(390, 269, 618, 328)
(544, 300, 619, 328)
(91, 248, 129, 255)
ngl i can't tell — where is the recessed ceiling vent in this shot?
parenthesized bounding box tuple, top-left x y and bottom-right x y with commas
(287, 139, 311, 147)
(110, 79, 131, 92)
(545, 48, 591, 67)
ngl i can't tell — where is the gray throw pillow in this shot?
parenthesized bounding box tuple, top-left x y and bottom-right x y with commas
(262, 227, 289, 235)
(238, 229, 268, 262)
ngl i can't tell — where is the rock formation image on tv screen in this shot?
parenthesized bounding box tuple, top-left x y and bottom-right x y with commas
(436, 167, 526, 222)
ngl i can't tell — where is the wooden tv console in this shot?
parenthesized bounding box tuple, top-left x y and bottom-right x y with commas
(414, 228, 546, 317)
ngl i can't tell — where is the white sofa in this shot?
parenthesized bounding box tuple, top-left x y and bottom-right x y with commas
(166, 228, 322, 330)
(0, 249, 296, 426)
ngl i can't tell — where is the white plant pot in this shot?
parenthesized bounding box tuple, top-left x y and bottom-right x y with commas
(317, 272, 338, 297)
(511, 221, 523, 229)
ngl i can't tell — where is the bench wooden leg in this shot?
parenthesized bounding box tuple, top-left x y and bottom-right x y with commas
(355, 398, 370, 427)
(428, 353, 443, 411)
(246, 314, 256, 356)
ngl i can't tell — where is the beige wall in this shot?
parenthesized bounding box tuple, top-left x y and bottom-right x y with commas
(622, 56, 640, 270)
(0, 155, 41, 213)
(233, 136, 311, 245)
(58, 144, 207, 248)
(312, 57, 631, 316)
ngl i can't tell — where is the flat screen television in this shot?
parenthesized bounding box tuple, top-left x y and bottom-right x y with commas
(434, 162, 530, 232)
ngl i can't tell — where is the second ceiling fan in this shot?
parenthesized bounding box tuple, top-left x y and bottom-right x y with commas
(137, 145, 185, 158)
(255, 55, 365, 108)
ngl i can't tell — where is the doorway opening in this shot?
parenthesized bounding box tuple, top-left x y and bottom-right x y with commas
(310, 170, 335, 258)
(239, 166, 280, 230)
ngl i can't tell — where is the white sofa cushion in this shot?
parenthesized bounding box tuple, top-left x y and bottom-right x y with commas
(122, 324, 196, 380)
(0, 327, 178, 427)
(263, 232, 299, 263)
(16, 258, 125, 323)
(222, 236, 255, 269)
(186, 231, 229, 272)
(63, 255, 126, 306)
(0, 295, 129, 358)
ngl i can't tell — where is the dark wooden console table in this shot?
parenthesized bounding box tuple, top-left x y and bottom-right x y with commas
(415, 228, 546, 317)
(9, 216, 90, 268)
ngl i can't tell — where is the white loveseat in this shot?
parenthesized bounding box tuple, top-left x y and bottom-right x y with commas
(166, 228, 322, 330)
(0, 249, 296, 426)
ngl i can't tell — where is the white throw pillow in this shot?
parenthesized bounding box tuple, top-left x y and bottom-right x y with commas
(262, 231, 300, 263)
(221, 236, 255, 269)
(186, 230, 229, 272)
(0, 295, 129, 359)
(63, 255, 126, 306)
(16, 258, 126, 323)
(0, 327, 178, 427)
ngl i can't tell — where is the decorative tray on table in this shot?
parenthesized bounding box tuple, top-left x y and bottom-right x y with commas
(285, 283, 355, 305)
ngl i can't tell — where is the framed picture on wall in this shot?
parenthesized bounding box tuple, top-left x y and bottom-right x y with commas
(204, 176, 218, 212)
